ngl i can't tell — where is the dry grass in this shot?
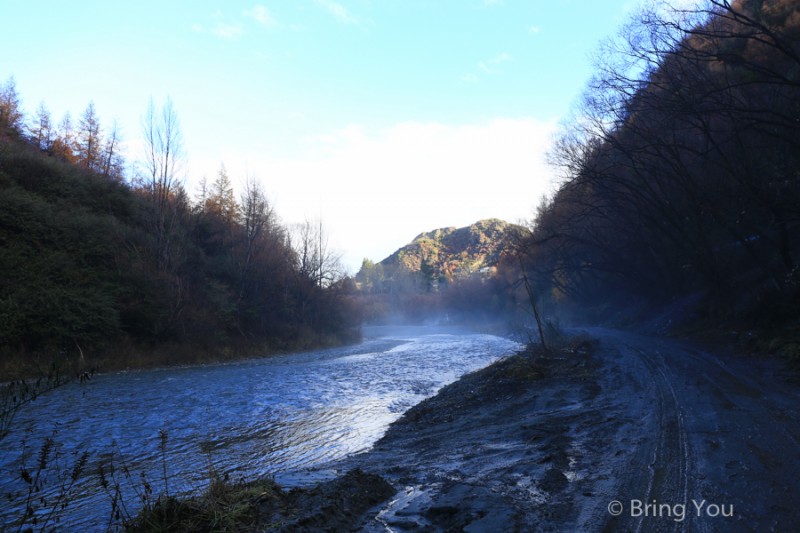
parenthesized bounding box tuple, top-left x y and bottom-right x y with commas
(126, 476, 286, 533)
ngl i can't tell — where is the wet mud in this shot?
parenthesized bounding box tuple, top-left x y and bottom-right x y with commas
(317, 329, 800, 532)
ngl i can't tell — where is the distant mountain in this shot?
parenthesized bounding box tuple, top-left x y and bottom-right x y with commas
(379, 218, 523, 280)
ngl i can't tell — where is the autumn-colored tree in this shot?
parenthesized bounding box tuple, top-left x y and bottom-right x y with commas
(51, 112, 77, 163)
(0, 84, 358, 368)
(206, 164, 238, 223)
(0, 76, 23, 133)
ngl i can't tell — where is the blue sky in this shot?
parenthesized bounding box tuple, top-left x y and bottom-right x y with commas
(3, 0, 641, 271)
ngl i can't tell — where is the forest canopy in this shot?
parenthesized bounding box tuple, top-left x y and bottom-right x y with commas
(0, 86, 357, 374)
(520, 0, 800, 330)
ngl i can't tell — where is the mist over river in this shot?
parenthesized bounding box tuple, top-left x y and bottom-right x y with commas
(0, 326, 520, 529)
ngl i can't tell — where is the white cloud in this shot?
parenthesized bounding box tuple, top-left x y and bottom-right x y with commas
(195, 6, 274, 40)
(244, 5, 276, 27)
(202, 118, 558, 272)
(529, 25, 542, 34)
(212, 23, 244, 39)
(484, 0, 503, 5)
(476, 51, 512, 75)
(315, 0, 359, 24)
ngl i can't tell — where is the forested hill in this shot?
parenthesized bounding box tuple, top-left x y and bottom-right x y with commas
(353, 218, 527, 325)
(520, 0, 800, 341)
(379, 219, 522, 280)
(0, 111, 356, 376)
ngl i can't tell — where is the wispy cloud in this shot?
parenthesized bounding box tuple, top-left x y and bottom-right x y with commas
(244, 5, 276, 27)
(484, 0, 503, 5)
(193, 5, 275, 39)
(212, 22, 244, 39)
(529, 25, 541, 34)
(477, 52, 512, 73)
(461, 52, 512, 83)
(315, 0, 359, 24)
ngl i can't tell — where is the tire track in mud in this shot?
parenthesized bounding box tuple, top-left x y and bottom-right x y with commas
(322, 328, 799, 531)
(628, 344, 696, 533)
(588, 329, 800, 532)
(588, 333, 699, 533)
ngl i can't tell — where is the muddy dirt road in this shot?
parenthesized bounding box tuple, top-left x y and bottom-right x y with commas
(337, 328, 800, 532)
(578, 328, 800, 532)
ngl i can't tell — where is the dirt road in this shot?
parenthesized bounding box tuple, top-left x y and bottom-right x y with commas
(340, 328, 800, 532)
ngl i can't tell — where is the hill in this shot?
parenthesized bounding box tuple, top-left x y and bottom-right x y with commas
(519, 0, 800, 346)
(0, 102, 357, 378)
(353, 218, 527, 323)
(379, 218, 523, 282)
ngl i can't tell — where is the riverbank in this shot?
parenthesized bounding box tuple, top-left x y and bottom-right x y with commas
(126, 325, 800, 530)
(131, 336, 595, 531)
(352, 328, 800, 531)
(347, 336, 599, 531)
(0, 328, 361, 382)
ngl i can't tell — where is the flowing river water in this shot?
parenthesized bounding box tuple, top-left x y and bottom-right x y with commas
(0, 326, 520, 530)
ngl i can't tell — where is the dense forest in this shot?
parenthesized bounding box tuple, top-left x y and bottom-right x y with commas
(513, 0, 800, 347)
(0, 88, 357, 377)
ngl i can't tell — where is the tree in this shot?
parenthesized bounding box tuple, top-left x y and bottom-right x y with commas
(356, 258, 386, 293)
(235, 176, 280, 313)
(101, 120, 125, 180)
(206, 164, 238, 223)
(539, 0, 800, 317)
(77, 101, 102, 171)
(28, 101, 53, 151)
(294, 218, 343, 288)
(240, 176, 272, 246)
(238, 178, 273, 283)
(0, 76, 23, 133)
(51, 112, 77, 163)
(140, 97, 185, 271)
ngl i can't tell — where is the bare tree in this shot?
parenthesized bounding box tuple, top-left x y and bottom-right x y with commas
(140, 97, 186, 271)
(240, 176, 273, 249)
(101, 119, 125, 180)
(28, 101, 53, 151)
(237, 176, 275, 302)
(541, 0, 800, 307)
(293, 217, 343, 288)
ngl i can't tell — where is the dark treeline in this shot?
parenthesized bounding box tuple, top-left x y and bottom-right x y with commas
(355, 257, 524, 326)
(0, 88, 357, 376)
(519, 0, 800, 335)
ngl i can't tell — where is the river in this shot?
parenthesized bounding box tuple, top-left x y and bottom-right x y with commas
(0, 325, 520, 530)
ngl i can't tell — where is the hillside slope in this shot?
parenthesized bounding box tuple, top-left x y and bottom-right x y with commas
(380, 218, 523, 281)
(0, 129, 355, 376)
